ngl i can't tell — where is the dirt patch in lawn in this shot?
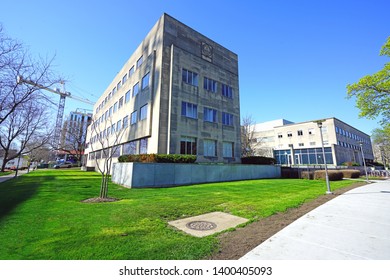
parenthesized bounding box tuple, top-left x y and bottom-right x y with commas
(208, 182, 366, 260)
(81, 197, 120, 203)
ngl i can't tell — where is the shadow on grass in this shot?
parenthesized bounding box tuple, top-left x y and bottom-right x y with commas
(0, 174, 55, 222)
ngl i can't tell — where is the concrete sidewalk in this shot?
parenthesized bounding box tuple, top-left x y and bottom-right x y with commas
(241, 180, 390, 260)
(0, 170, 29, 184)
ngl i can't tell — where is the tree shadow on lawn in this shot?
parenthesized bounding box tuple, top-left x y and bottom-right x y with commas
(0, 175, 55, 222)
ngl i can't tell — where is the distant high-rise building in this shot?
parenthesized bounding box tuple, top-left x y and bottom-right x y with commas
(85, 14, 241, 169)
(60, 111, 92, 162)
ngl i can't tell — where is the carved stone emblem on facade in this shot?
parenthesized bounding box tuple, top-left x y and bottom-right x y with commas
(201, 42, 213, 62)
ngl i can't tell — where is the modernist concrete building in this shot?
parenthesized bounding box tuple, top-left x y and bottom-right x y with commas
(252, 117, 374, 166)
(85, 14, 241, 168)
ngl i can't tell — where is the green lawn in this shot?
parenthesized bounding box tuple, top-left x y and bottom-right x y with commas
(0, 169, 356, 260)
(0, 171, 12, 177)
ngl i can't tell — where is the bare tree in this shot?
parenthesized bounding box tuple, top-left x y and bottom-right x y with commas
(0, 24, 62, 171)
(87, 116, 126, 199)
(0, 25, 60, 126)
(28, 144, 52, 164)
(0, 96, 52, 171)
(241, 114, 257, 157)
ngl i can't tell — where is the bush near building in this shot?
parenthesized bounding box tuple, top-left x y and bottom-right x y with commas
(341, 162, 360, 166)
(241, 156, 276, 165)
(314, 170, 343, 181)
(340, 169, 361, 178)
(301, 171, 315, 180)
(118, 154, 197, 164)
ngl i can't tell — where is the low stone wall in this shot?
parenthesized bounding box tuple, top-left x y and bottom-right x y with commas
(112, 162, 281, 188)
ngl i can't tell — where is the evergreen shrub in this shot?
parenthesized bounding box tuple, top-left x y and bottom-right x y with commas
(118, 154, 197, 164)
(241, 156, 276, 165)
(314, 170, 343, 181)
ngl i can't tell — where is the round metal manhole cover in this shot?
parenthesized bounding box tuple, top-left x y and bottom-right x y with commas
(186, 221, 217, 231)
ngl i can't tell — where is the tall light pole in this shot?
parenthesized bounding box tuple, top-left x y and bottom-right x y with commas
(314, 120, 332, 194)
(359, 141, 369, 182)
(14, 141, 24, 178)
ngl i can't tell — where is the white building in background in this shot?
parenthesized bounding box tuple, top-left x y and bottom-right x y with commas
(253, 117, 374, 166)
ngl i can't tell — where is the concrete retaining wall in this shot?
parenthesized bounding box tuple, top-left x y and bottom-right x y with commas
(112, 163, 281, 188)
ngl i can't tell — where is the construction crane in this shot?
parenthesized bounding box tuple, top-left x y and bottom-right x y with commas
(17, 76, 95, 150)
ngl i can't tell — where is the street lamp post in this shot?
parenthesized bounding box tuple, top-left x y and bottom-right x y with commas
(14, 141, 24, 178)
(359, 141, 369, 182)
(314, 120, 332, 194)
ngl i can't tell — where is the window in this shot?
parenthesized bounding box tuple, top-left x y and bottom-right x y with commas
(125, 90, 131, 103)
(118, 96, 124, 109)
(123, 141, 137, 155)
(111, 124, 115, 134)
(133, 82, 139, 96)
(109, 106, 113, 117)
(122, 73, 128, 84)
(123, 115, 129, 128)
(117, 81, 121, 90)
(140, 138, 148, 154)
(297, 130, 303, 136)
(299, 143, 304, 147)
(104, 110, 108, 121)
(204, 139, 217, 157)
(108, 92, 112, 100)
(89, 152, 95, 160)
(204, 77, 217, 92)
(287, 131, 292, 137)
(106, 127, 110, 137)
(278, 133, 283, 139)
(204, 107, 217, 122)
(131, 111, 137, 125)
(129, 66, 135, 77)
(140, 104, 148, 120)
(112, 87, 116, 95)
(180, 137, 197, 155)
(113, 102, 118, 113)
(142, 72, 150, 89)
(310, 142, 316, 146)
(181, 102, 198, 119)
(112, 145, 121, 158)
(116, 120, 122, 131)
(323, 140, 329, 145)
(182, 69, 198, 86)
(221, 84, 233, 98)
(222, 112, 233, 126)
(321, 126, 328, 133)
(136, 56, 143, 68)
(223, 142, 234, 158)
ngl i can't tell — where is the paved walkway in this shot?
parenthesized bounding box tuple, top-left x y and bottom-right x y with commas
(241, 180, 390, 260)
(0, 170, 29, 184)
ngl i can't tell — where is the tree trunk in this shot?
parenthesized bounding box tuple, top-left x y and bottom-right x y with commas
(99, 173, 109, 198)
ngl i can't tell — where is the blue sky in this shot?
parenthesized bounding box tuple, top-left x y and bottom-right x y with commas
(1, 0, 388, 135)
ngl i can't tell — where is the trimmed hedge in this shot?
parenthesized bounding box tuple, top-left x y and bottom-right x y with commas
(118, 154, 197, 164)
(314, 170, 343, 181)
(301, 171, 314, 180)
(341, 169, 361, 178)
(341, 161, 360, 166)
(241, 156, 276, 165)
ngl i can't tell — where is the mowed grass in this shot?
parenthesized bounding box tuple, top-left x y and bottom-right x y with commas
(0, 171, 12, 176)
(0, 169, 355, 260)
